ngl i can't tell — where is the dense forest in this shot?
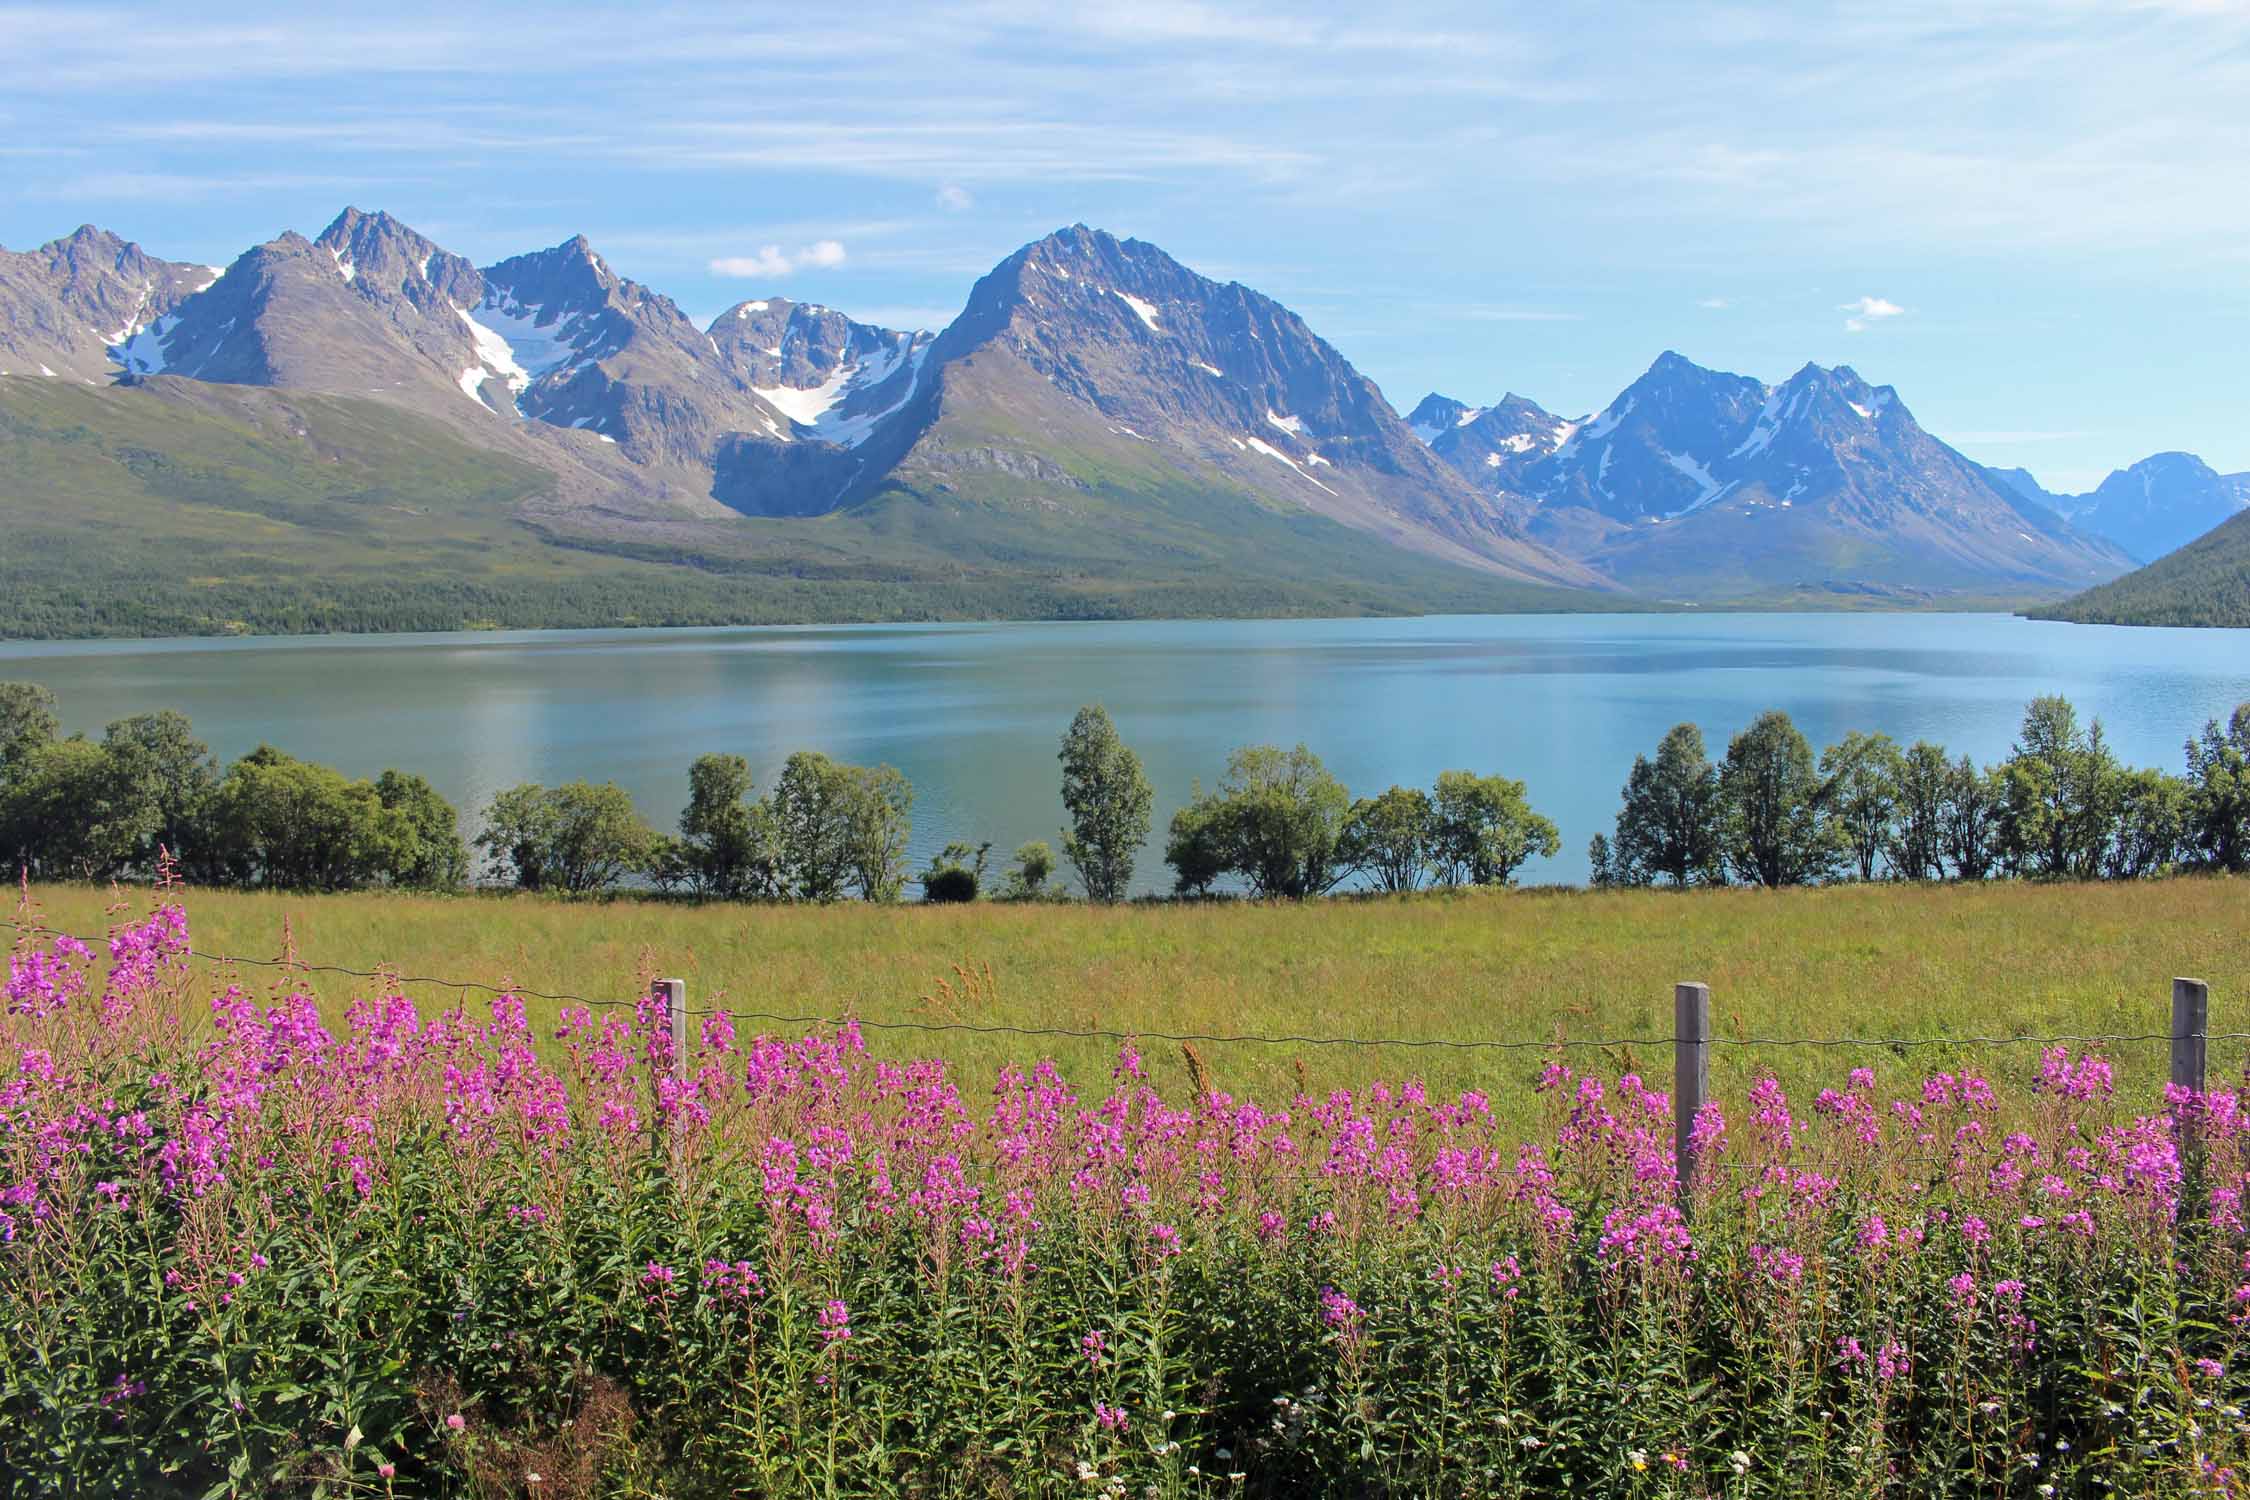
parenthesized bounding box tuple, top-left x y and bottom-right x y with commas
(4, 681, 2246, 902)
(2027, 505, 2250, 627)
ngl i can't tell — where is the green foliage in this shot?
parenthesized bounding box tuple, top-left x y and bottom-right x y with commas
(922, 841, 991, 903)
(100, 709, 218, 867)
(1718, 710, 1836, 888)
(765, 752, 916, 903)
(2106, 766, 2190, 879)
(1163, 792, 1228, 897)
(373, 770, 470, 892)
(1057, 705, 1153, 903)
(1942, 754, 2006, 882)
(1608, 723, 1723, 888)
(0, 737, 149, 881)
(675, 753, 777, 900)
(1000, 839, 1057, 901)
(2185, 705, 2250, 872)
(1429, 769, 1561, 888)
(1338, 785, 1438, 893)
(1820, 730, 1903, 882)
(0, 681, 59, 775)
(0, 695, 455, 892)
(767, 751, 858, 902)
(195, 745, 459, 892)
(1890, 740, 1952, 881)
(842, 765, 915, 904)
(1998, 695, 2119, 879)
(1167, 745, 1352, 899)
(475, 780, 658, 894)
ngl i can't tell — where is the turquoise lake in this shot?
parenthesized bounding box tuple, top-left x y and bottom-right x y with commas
(4, 613, 2245, 891)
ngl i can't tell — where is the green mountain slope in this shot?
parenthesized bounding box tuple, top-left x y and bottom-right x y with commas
(0, 379, 1624, 639)
(2025, 507, 2250, 627)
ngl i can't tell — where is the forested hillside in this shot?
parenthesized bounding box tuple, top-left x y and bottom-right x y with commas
(2027, 507, 2250, 627)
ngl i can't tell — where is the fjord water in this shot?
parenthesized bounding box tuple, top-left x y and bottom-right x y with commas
(5, 613, 2245, 892)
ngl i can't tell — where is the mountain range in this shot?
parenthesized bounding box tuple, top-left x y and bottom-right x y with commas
(1981, 453, 2250, 563)
(1407, 356, 2130, 599)
(0, 207, 2231, 637)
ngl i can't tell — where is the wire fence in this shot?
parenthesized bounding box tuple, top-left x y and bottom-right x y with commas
(6, 915, 2235, 1058)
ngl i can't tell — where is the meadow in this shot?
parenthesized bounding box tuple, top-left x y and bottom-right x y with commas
(18, 874, 2250, 1126)
(9, 880, 2250, 1496)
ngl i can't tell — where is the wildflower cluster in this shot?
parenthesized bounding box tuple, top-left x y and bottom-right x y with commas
(6, 897, 2250, 1496)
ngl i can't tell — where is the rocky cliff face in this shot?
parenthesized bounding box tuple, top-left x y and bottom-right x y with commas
(838, 226, 1598, 588)
(1, 225, 215, 383)
(1418, 353, 2133, 597)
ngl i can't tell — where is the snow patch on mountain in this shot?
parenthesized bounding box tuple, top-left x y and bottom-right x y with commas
(1265, 409, 1303, 435)
(1112, 289, 1160, 331)
(751, 335, 928, 449)
(1661, 450, 1736, 517)
(1729, 389, 1787, 459)
(111, 314, 180, 376)
(1244, 434, 1336, 495)
(457, 298, 585, 396)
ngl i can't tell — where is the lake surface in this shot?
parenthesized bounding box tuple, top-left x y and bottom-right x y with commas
(4, 613, 2245, 891)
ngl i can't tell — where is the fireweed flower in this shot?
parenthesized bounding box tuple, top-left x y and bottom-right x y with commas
(1082, 1330, 1106, 1367)
(1095, 1403, 1128, 1433)
(1321, 1286, 1366, 1333)
(817, 1299, 852, 1350)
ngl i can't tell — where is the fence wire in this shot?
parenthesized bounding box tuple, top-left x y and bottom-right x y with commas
(7, 917, 2234, 1057)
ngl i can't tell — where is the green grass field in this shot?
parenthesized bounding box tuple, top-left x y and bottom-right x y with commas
(21, 876, 2248, 1128)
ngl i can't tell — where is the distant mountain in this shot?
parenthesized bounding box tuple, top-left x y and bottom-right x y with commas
(1407, 391, 1576, 488)
(0, 225, 216, 383)
(1978, 465, 2057, 508)
(0, 213, 1618, 635)
(2052, 453, 2248, 563)
(712, 224, 1601, 588)
(2028, 505, 2250, 628)
(1417, 352, 2133, 599)
(4, 208, 2215, 634)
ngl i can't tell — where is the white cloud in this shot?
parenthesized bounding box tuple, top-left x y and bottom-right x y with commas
(1839, 295, 1905, 333)
(1697, 296, 1732, 309)
(935, 183, 973, 211)
(709, 239, 848, 278)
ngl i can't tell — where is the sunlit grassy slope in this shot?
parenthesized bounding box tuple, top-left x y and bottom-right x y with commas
(23, 877, 2246, 1130)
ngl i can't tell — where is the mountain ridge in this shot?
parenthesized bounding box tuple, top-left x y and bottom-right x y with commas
(1415, 353, 2134, 598)
(0, 206, 2200, 628)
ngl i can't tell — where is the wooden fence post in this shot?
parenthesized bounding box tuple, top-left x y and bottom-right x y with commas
(1675, 982, 1711, 1212)
(653, 978, 689, 1081)
(2173, 978, 2210, 1099)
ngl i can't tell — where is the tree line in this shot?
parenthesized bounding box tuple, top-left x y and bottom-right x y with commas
(5, 679, 2245, 899)
(1588, 696, 2250, 888)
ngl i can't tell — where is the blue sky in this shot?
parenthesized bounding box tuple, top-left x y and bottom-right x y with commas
(3, 0, 2245, 493)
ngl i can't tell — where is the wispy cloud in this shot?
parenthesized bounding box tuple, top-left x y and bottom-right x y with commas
(1839, 295, 1906, 333)
(1697, 297, 1732, 309)
(709, 239, 847, 278)
(935, 184, 972, 212)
